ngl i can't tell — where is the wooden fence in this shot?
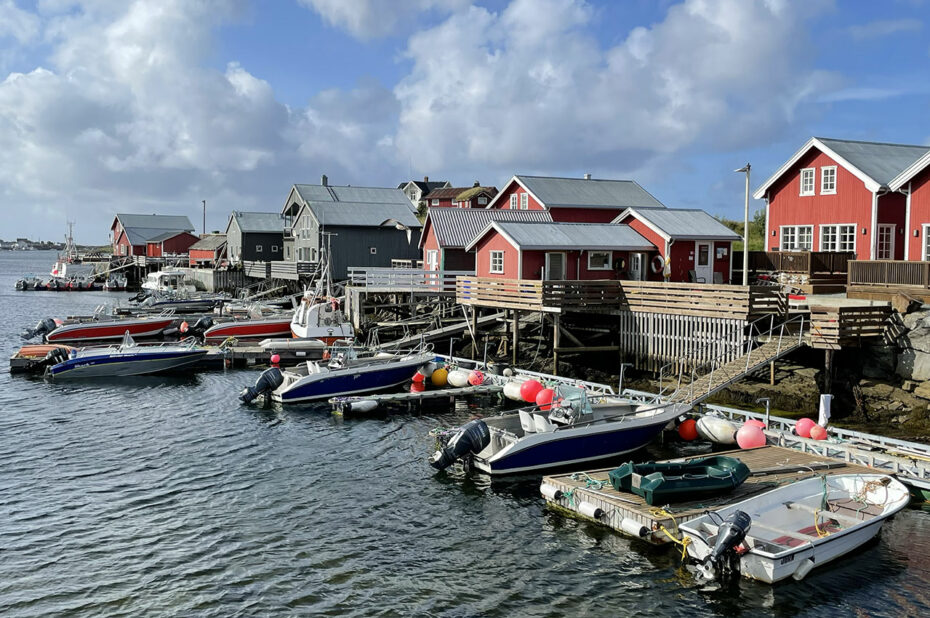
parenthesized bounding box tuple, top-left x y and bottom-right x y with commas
(808, 305, 891, 350)
(747, 251, 854, 274)
(350, 268, 472, 293)
(846, 260, 930, 301)
(243, 260, 317, 281)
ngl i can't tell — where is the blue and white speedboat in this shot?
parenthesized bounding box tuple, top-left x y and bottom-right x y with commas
(430, 386, 688, 475)
(253, 346, 434, 404)
(46, 334, 209, 379)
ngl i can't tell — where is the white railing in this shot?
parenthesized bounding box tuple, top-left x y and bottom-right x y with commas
(347, 268, 473, 293)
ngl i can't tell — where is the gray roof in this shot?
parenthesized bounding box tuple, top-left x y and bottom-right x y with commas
(477, 222, 655, 251)
(115, 213, 194, 245)
(123, 227, 194, 245)
(232, 211, 285, 233)
(423, 208, 552, 248)
(294, 184, 412, 205)
(189, 234, 226, 250)
(619, 208, 741, 240)
(311, 201, 421, 228)
(508, 175, 666, 210)
(146, 230, 193, 242)
(817, 137, 930, 186)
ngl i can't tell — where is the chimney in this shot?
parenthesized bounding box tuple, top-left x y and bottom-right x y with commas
(321, 174, 328, 186)
(473, 180, 480, 187)
(423, 175, 429, 182)
(584, 173, 591, 180)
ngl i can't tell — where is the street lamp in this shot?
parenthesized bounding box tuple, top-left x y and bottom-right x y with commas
(735, 163, 751, 285)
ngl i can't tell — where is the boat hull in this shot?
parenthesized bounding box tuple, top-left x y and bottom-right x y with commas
(203, 318, 294, 342)
(273, 355, 427, 404)
(48, 350, 209, 378)
(46, 318, 177, 343)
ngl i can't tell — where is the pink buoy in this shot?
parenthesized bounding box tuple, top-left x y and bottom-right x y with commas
(795, 417, 816, 438)
(810, 424, 828, 441)
(736, 424, 766, 449)
(180, 321, 189, 334)
(412, 371, 426, 383)
(468, 370, 484, 386)
(520, 379, 544, 403)
(536, 388, 555, 411)
(410, 381, 426, 393)
(678, 419, 698, 441)
(745, 419, 766, 429)
(270, 353, 280, 366)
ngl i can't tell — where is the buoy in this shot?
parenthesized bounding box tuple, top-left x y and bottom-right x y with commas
(412, 371, 426, 383)
(809, 424, 827, 440)
(431, 367, 448, 387)
(520, 379, 544, 403)
(349, 399, 378, 413)
(410, 381, 426, 393)
(180, 321, 189, 334)
(578, 501, 604, 520)
(468, 370, 484, 386)
(695, 416, 738, 444)
(447, 369, 470, 388)
(745, 418, 766, 429)
(536, 388, 555, 411)
(620, 517, 649, 538)
(503, 368, 514, 377)
(678, 418, 698, 441)
(795, 417, 816, 438)
(270, 353, 280, 366)
(503, 379, 524, 401)
(736, 423, 766, 449)
(540, 483, 562, 500)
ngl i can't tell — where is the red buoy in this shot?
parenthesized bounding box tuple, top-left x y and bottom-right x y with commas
(536, 388, 555, 411)
(520, 379, 544, 403)
(678, 419, 698, 441)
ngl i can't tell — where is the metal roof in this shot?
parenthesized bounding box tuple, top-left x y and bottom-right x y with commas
(232, 211, 286, 233)
(294, 184, 336, 202)
(424, 208, 552, 248)
(146, 231, 192, 243)
(477, 222, 655, 251)
(115, 213, 195, 231)
(618, 208, 741, 240)
(123, 227, 194, 245)
(311, 201, 421, 228)
(512, 175, 666, 210)
(817, 137, 929, 187)
(189, 234, 226, 250)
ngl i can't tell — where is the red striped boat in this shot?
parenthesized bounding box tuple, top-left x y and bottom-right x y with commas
(202, 316, 294, 343)
(46, 317, 177, 343)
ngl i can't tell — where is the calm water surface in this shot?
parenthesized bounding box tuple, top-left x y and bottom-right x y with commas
(1, 250, 929, 617)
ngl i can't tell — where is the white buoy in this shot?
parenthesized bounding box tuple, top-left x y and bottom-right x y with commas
(447, 369, 470, 388)
(620, 518, 649, 538)
(578, 501, 604, 520)
(540, 483, 563, 501)
(503, 379, 525, 401)
(349, 400, 378, 413)
(695, 415, 739, 445)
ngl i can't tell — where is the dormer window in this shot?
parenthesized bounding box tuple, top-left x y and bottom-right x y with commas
(800, 168, 815, 196)
(520, 193, 528, 209)
(478, 196, 488, 205)
(821, 166, 837, 194)
(509, 194, 518, 209)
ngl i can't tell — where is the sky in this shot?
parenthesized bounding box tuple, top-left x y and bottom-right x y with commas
(0, 0, 929, 244)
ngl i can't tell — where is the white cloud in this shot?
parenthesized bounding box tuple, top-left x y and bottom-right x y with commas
(848, 18, 922, 41)
(0, 0, 40, 43)
(298, 0, 468, 39)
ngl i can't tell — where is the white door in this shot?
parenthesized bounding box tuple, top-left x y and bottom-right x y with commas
(426, 250, 439, 271)
(630, 253, 644, 281)
(695, 242, 712, 283)
(545, 253, 565, 280)
(877, 224, 895, 260)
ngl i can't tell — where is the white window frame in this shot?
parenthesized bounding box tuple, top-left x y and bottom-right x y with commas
(821, 165, 837, 195)
(819, 223, 856, 253)
(520, 193, 528, 210)
(369, 247, 377, 255)
(426, 249, 439, 270)
(876, 223, 895, 260)
(779, 225, 812, 251)
(587, 250, 612, 271)
(489, 250, 505, 274)
(256, 245, 262, 253)
(431, 199, 439, 206)
(509, 194, 518, 209)
(923, 225, 930, 261)
(272, 245, 279, 253)
(799, 168, 815, 196)
(478, 196, 488, 205)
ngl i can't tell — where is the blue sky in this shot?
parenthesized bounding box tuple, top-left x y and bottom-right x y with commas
(0, 0, 928, 243)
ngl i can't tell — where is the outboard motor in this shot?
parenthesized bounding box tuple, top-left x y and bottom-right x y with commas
(429, 419, 491, 471)
(184, 316, 215, 340)
(239, 367, 285, 404)
(129, 290, 151, 303)
(699, 510, 752, 581)
(22, 317, 57, 340)
(23, 346, 70, 374)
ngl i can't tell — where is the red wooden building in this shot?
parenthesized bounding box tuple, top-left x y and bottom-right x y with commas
(188, 234, 227, 267)
(484, 174, 666, 222)
(110, 214, 196, 257)
(754, 137, 930, 260)
(423, 182, 496, 208)
(145, 231, 200, 258)
(889, 149, 930, 260)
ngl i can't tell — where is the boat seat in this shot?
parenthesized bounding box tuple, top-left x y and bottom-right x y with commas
(534, 413, 557, 433)
(519, 410, 536, 434)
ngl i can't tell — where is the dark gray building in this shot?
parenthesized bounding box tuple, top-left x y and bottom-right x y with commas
(225, 211, 286, 265)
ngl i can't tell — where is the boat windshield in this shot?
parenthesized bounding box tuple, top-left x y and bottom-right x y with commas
(554, 385, 594, 416)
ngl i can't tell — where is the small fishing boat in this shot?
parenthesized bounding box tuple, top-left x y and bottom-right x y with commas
(103, 273, 128, 291)
(9, 344, 75, 374)
(681, 474, 910, 584)
(14, 275, 44, 291)
(45, 333, 208, 379)
(141, 269, 198, 294)
(134, 291, 224, 313)
(26, 314, 179, 343)
(240, 346, 433, 404)
(608, 455, 750, 506)
(203, 313, 295, 343)
(289, 293, 354, 343)
(430, 386, 689, 475)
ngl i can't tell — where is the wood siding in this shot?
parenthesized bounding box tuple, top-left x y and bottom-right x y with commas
(475, 231, 520, 278)
(327, 226, 422, 280)
(908, 165, 930, 260)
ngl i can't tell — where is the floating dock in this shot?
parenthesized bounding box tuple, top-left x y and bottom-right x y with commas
(541, 445, 876, 546)
(330, 384, 504, 414)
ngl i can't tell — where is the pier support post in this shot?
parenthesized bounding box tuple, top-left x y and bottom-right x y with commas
(770, 361, 775, 386)
(824, 349, 834, 394)
(512, 310, 519, 367)
(471, 307, 478, 359)
(553, 314, 561, 375)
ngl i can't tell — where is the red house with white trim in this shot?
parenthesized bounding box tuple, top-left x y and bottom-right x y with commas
(754, 137, 930, 260)
(110, 213, 196, 257)
(485, 174, 667, 222)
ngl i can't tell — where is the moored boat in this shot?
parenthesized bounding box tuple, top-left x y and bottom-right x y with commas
(203, 314, 295, 343)
(40, 316, 178, 343)
(45, 334, 208, 379)
(9, 344, 76, 374)
(608, 455, 751, 506)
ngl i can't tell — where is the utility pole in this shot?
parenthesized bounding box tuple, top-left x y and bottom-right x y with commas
(202, 200, 206, 235)
(735, 163, 751, 285)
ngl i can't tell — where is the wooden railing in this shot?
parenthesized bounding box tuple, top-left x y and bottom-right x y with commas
(809, 305, 890, 350)
(747, 251, 854, 274)
(349, 268, 472, 293)
(243, 260, 317, 280)
(848, 260, 930, 288)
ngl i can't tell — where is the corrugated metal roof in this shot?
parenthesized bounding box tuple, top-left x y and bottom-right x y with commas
(312, 201, 421, 228)
(427, 208, 552, 248)
(189, 234, 226, 250)
(232, 211, 286, 233)
(294, 184, 336, 202)
(516, 175, 666, 210)
(622, 208, 741, 240)
(123, 227, 194, 245)
(116, 213, 194, 231)
(817, 137, 930, 186)
(146, 231, 191, 243)
(329, 186, 411, 204)
(490, 222, 655, 251)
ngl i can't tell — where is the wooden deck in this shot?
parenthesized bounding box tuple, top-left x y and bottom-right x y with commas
(541, 445, 877, 545)
(847, 259, 930, 302)
(808, 304, 891, 350)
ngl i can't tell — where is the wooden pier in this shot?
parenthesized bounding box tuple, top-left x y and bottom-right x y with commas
(329, 384, 504, 414)
(541, 445, 876, 546)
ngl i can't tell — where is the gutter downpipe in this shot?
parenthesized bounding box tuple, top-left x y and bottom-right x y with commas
(903, 182, 912, 261)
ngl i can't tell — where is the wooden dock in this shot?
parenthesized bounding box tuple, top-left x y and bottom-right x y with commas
(329, 384, 504, 414)
(541, 445, 876, 546)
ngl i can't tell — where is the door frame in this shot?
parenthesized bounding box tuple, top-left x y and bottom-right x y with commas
(876, 224, 895, 260)
(694, 241, 712, 283)
(545, 252, 566, 280)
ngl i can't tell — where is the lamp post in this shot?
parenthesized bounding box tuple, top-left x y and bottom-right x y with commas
(735, 163, 751, 285)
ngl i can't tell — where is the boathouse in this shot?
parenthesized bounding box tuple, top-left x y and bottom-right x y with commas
(110, 214, 196, 257)
(225, 211, 286, 266)
(754, 137, 930, 260)
(484, 174, 666, 222)
(188, 234, 227, 268)
(144, 231, 200, 258)
(420, 208, 552, 271)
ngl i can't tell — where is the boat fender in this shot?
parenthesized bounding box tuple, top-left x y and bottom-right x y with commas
(447, 369, 471, 388)
(620, 518, 649, 538)
(540, 483, 563, 501)
(239, 367, 285, 404)
(503, 379, 525, 401)
(429, 419, 491, 471)
(578, 501, 604, 520)
(349, 399, 379, 413)
(792, 557, 815, 581)
(650, 255, 665, 274)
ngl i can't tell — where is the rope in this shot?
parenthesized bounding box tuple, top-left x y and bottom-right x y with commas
(649, 507, 692, 562)
(570, 472, 607, 490)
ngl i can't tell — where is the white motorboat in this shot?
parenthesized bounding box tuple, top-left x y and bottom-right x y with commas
(289, 293, 354, 343)
(45, 333, 208, 379)
(681, 473, 910, 584)
(141, 268, 198, 294)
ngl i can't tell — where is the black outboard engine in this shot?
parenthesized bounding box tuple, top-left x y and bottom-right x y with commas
(22, 317, 57, 340)
(699, 510, 752, 581)
(239, 367, 285, 404)
(23, 346, 70, 374)
(429, 419, 491, 471)
(184, 316, 215, 340)
(129, 290, 151, 303)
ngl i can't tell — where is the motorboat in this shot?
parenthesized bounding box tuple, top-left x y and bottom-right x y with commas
(9, 344, 75, 374)
(239, 346, 433, 404)
(608, 455, 751, 506)
(203, 312, 295, 343)
(44, 333, 208, 379)
(289, 292, 354, 343)
(22, 309, 179, 344)
(103, 273, 128, 291)
(15, 275, 44, 291)
(681, 474, 910, 584)
(141, 268, 198, 294)
(430, 386, 689, 475)
(134, 291, 224, 313)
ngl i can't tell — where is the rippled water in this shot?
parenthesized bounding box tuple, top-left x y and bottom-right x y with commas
(2, 251, 930, 617)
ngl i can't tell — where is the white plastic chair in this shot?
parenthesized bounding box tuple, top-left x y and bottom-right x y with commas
(519, 410, 536, 434)
(534, 413, 557, 433)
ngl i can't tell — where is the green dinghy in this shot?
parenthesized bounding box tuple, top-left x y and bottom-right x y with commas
(608, 455, 750, 506)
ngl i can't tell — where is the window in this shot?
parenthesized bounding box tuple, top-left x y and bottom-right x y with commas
(520, 193, 528, 209)
(431, 199, 439, 206)
(510, 194, 518, 209)
(924, 225, 930, 261)
(370, 247, 377, 255)
(426, 249, 439, 270)
(490, 250, 504, 273)
(256, 245, 262, 253)
(587, 251, 612, 270)
(478, 197, 488, 205)
(820, 224, 855, 252)
(311, 248, 317, 262)
(821, 166, 837, 195)
(286, 247, 291, 260)
(779, 225, 812, 250)
(272, 245, 279, 253)
(800, 168, 815, 196)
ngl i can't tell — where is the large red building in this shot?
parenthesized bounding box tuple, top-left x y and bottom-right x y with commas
(111, 214, 196, 257)
(754, 137, 930, 260)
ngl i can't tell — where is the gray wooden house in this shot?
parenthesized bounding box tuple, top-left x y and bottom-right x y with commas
(225, 211, 286, 265)
(281, 177, 422, 280)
